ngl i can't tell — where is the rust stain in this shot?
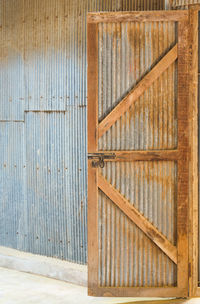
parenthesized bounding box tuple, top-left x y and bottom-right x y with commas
(0, 0, 87, 61)
(80, 200, 84, 223)
(0, 0, 24, 60)
(99, 183, 176, 287)
(117, 64, 176, 149)
(107, 22, 122, 43)
(101, 161, 176, 218)
(100, 20, 177, 151)
(127, 21, 146, 55)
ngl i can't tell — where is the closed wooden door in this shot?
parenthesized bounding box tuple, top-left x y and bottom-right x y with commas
(87, 11, 189, 297)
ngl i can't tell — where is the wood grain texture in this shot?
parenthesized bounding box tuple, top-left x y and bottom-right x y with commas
(98, 173, 177, 264)
(177, 20, 189, 291)
(87, 23, 98, 293)
(195, 288, 200, 297)
(188, 7, 198, 297)
(87, 23, 98, 152)
(87, 11, 188, 23)
(117, 299, 188, 304)
(98, 44, 177, 138)
(99, 150, 181, 161)
(88, 286, 187, 297)
(188, 3, 200, 9)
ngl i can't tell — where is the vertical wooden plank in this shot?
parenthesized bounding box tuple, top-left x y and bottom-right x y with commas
(188, 7, 198, 297)
(87, 22, 98, 153)
(87, 21, 99, 295)
(177, 18, 189, 292)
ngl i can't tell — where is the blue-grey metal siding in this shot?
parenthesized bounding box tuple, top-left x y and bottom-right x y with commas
(0, 122, 26, 248)
(0, 0, 165, 264)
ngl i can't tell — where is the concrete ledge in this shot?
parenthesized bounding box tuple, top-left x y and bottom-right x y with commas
(0, 246, 87, 287)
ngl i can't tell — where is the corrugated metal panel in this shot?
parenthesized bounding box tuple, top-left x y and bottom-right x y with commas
(20, 109, 87, 263)
(101, 161, 177, 244)
(170, 0, 200, 8)
(98, 21, 177, 151)
(97, 16, 177, 286)
(98, 161, 177, 287)
(0, 0, 166, 264)
(24, 0, 165, 110)
(0, 0, 25, 120)
(0, 0, 166, 113)
(0, 122, 26, 248)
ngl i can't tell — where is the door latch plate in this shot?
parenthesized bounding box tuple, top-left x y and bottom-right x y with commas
(88, 153, 116, 168)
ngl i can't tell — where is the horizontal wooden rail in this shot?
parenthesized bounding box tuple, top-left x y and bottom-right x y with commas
(98, 173, 177, 264)
(87, 11, 188, 23)
(97, 150, 180, 161)
(115, 299, 188, 304)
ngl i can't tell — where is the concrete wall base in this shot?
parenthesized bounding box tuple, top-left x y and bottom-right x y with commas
(0, 246, 87, 287)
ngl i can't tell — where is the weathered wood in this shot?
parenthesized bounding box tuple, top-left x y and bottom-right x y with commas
(88, 287, 187, 298)
(188, 7, 198, 298)
(189, 3, 200, 9)
(98, 44, 178, 138)
(98, 173, 177, 264)
(87, 23, 99, 293)
(88, 11, 190, 297)
(87, 11, 188, 23)
(115, 299, 188, 304)
(177, 20, 189, 291)
(99, 150, 181, 161)
(195, 288, 200, 297)
(87, 23, 98, 152)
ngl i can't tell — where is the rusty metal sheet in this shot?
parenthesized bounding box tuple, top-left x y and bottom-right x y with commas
(95, 14, 179, 290)
(0, 0, 25, 121)
(98, 161, 177, 287)
(98, 21, 177, 151)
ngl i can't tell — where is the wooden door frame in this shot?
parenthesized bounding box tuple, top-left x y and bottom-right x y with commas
(87, 10, 190, 298)
(188, 4, 199, 298)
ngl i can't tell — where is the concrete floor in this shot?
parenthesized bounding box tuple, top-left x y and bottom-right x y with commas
(0, 267, 199, 304)
(0, 267, 163, 304)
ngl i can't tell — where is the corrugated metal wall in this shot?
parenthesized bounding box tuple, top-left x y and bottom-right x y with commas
(0, 0, 165, 264)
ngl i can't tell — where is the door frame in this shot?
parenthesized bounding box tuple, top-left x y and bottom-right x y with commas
(187, 4, 199, 298)
(87, 10, 191, 297)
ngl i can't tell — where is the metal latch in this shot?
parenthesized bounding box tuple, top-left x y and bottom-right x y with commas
(88, 153, 116, 168)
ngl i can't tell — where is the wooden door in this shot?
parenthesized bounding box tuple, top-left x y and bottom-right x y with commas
(87, 11, 189, 297)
